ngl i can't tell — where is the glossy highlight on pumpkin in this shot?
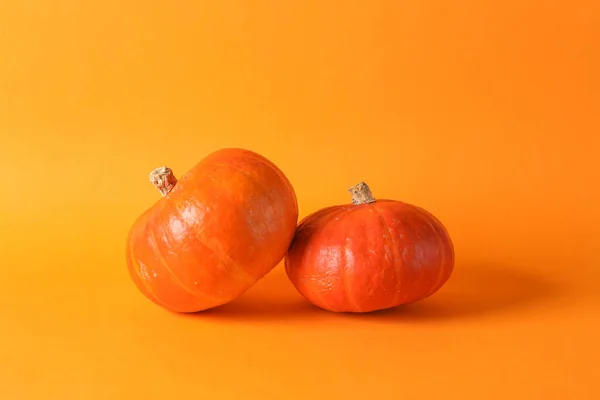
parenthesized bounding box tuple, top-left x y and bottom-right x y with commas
(126, 148, 299, 312)
(284, 182, 454, 313)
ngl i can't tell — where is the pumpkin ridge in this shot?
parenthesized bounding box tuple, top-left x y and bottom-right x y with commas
(421, 209, 448, 299)
(230, 152, 297, 207)
(419, 208, 454, 297)
(306, 206, 356, 311)
(341, 228, 362, 312)
(204, 161, 288, 231)
(316, 207, 360, 312)
(410, 208, 443, 301)
(208, 161, 289, 205)
(404, 208, 438, 302)
(371, 203, 404, 307)
(127, 231, 174, 310)
(147, 228, 223, 305)
(296, 205, 347, 232)
(190, 229, 258, 285)
(172, 200, 257, 286)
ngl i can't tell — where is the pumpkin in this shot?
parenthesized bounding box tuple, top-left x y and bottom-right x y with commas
(284, 182, 454, 313)
(126, 148, 299, 313)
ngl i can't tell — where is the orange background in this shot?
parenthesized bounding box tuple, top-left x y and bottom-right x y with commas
(1, 1, 599, 399)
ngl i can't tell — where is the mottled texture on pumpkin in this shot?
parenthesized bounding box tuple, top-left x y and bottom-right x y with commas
(285, 183, 454, 313)
(126, 148, 299, 313)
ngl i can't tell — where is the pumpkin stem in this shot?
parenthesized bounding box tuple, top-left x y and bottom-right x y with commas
(149, 166, 178, 196)
(348, 182, 376, 205)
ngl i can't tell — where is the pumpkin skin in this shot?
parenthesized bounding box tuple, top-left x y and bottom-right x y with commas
(284, 182, 454, 313)
(126, 148, 298, 313)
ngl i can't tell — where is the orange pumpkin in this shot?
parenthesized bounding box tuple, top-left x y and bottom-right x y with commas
(285, 182, 454, 313)
(126, 148, 298, 312)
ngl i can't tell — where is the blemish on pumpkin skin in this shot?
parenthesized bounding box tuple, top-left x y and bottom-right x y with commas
(179, 200, 205, 228)
(131, 258, 172, 309)
(139, 262, 150, 281)
(138, 261, 158, 281)
(168, 215, 186, 242)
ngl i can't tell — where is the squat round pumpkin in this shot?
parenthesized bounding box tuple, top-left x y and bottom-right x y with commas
(285, 182, 454, 313)
(126, 148, 298, 313)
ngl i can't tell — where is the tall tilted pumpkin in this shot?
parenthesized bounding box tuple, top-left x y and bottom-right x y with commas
(126, 148, 298, 312)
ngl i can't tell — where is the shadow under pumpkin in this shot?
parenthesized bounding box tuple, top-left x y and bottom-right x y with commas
(181, 262, 565, 322)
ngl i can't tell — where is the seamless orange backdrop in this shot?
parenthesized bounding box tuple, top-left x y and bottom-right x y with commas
(1, 1, 599, 399)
